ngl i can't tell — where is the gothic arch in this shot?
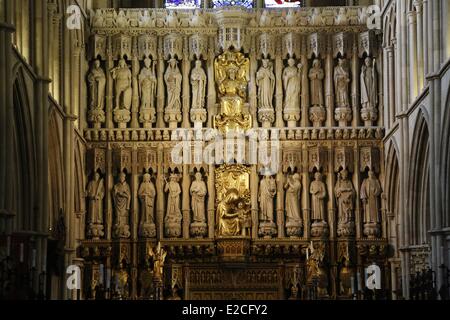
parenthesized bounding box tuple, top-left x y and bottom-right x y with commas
(11, 68, 36, 231)
(48, 109, 65, 234)
(385, 140, 400, 252)
(408, 111, 430, 245)
(440, 87, 450, 227)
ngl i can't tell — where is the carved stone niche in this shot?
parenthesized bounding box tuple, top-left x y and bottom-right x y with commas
(87, 148, 106, 174)
(257, 33, 275, 59)
(138, 34, 157, 60)
(282, 149, 302, 173)
(358, 30, 378, 58)
(163, 34, 183, 60)
(359, 147, 380, 173)
(189, 34, 208, 60)
(334, 147, 354, 173)
(282, 33, 301, 59)
(308, 147, 327, 173)
(138, 149, 158, 174)
(333, 33, 352, 59)
(112, 34, 132, 60)
(113, 148, 132, 175)
(216, 8, 248, 51)
(307, 33, 326, 59)
(90, 34, 107, 60)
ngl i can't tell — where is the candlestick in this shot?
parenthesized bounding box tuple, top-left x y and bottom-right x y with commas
(19, 243, 24, 263)
(350, 276, 355, 294)
(106, 268, 111, 289)
(356, 272, 361, 291)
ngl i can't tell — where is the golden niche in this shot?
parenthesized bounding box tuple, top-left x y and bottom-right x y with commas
(213, 50, 252, 132)
(215, 165, 251, 237)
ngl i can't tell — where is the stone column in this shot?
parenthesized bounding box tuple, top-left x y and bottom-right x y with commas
(207, 165, 215, 239)
(182, 40, 191, 128)
(106, 149, 113, 240)
(156, 146, 165, 239)
(156, 41, 165, 128)
(251, 166, 259, 239)
(130, 54, 140, 129)
(206, 42, 216, 128)
(325, 45, 334, 127)
(106, 38, 114, 129)
(407, 11, 418, 100)
(300, 50, 310, 127)
(276, 168, 285, 238)
(302, 147, 310, 239)
(182, 165, 190, 239)
(249, 47, 258, 128)
(414, 0, 424, 90)
(350, 44, 359, 127)
(131, 150, 139, 240)
(275, 54, 284, 128)
(385, 46, 395, 127)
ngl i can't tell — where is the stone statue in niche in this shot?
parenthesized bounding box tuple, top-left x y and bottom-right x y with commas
(164, 58, 183, 128)
(190, 172, 208, 238)
(309, 59, 326, 127)
(164, 174, 182, 237)
(190, 60, 207, 110)
(256, 59, 275, 126)
(113, 261, 129, 299)
(334, 58, 350, 108)
(112, 172, 131, 239)
(360, 57, 378, 124)
(309, 59, 325, 107)
(258, 175, 277, 238)
(111, 59, 132, 127)
(139, 10, 155, 28)
(283, 58, 301, 127)
(87, 60, 106, 127)
(335, 169, 355, 237)
(310, 172, 329, 237)
(284, 173, 302, 237)
(284, 9, 298, 26)
(86, 172, 105, 239)
(164, 10, 180, 28)
(139, 57, 157, 127)
(116, 10, 129, 28)
(138, 173, 156, 238)
(92, 9, 105, 28)
(360, 170, 382, 238)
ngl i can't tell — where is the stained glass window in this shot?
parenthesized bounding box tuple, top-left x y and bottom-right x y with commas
(212, 0, 254, 8)
(265, 0, 301, 8)
(165, 0, 202, 9)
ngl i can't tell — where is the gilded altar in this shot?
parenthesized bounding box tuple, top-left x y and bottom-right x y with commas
(80, 6, 388, 300)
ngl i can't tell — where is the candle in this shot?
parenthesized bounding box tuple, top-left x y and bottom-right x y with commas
(6, 236, 10, 257)
(19, 243, 24, 263)
(350, 276, 355, 294)
(32, 249, 36, 268)
(106, 268, 111, 289)
(99, 264, 104, 285)
(356, 272, 361, 291)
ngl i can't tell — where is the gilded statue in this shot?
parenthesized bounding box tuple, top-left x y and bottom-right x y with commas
(114, 262, 129, 299)
(214, 50, 251, 132)
(217, 189, 241, 236)
(148, 242, 167, 279)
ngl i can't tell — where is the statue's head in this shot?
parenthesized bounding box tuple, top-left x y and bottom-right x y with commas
(227, 67, 237, 80)
(169, 58, 178, 68)
(262, 59, 269, 68)
(338, 58, 345, 66)
(314, 172, 322, 181)
(143, 173, 151, 182)
(195, 60, 202, 68)
(340, 169, 348, 180)
(313, 59, 321, 68)
(94, 172, 101, 181)
(195, 172, 202, 181)
(170, 174, 178, 181)
(144, 57, 152, 68)
(288, 58, 295, 66)
(118, 59, 126, 68)
(365, 57, 372, 67)
(368, 170, 375, 178)
(94, 60, 101, 68)
(119, 172, 126, 183)
(293, 173, 300, 181)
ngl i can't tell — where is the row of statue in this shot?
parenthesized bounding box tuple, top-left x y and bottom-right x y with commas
(85, 169, 382, 240)
(88, 55, 378, 128)
(91, 8, 369, 30)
